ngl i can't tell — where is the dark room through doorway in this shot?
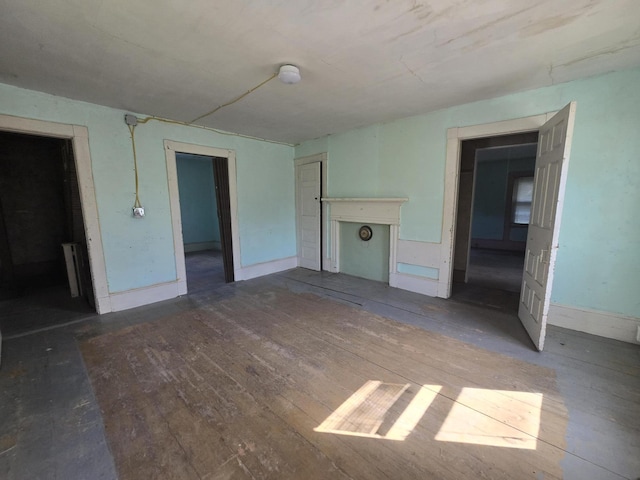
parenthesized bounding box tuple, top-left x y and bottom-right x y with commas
(452, 132, 539, 311)
(0, 131, 95, 337)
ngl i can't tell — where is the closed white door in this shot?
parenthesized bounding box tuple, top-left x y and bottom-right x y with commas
(518, 102, 576, 351)
(296, 162, 321, 271)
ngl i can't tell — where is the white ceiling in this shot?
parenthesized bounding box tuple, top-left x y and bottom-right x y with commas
(1, 0, 639, 144)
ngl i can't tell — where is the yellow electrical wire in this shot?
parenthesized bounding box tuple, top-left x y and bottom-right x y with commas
(189, 72, 278, 124)
(127, 71, 288, 213)
(128, 123, 142, 209)
(134, 114, 291, 146)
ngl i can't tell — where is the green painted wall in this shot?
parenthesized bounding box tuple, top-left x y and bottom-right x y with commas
(339, 223, 390, 283)
(296, 68, 640, 318)
(175, 154, 220, 248)
(295, 136, 328, 159)
(0, 82, 296, 293)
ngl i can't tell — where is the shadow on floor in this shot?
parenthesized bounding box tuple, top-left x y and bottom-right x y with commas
(452, 248, 524, 313)
(451, 282, 520, 313)
(467, 248, 524, 292)
(184, 249, 226, 294)
(0, 284, 95, 338)
(0, 250, 228, 339)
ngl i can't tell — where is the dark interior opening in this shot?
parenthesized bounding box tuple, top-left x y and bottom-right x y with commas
(452, 131, 539, 310)
(0, 130, 94, 335)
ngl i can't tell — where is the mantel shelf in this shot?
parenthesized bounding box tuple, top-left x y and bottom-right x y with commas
(323, 197, 407, 226)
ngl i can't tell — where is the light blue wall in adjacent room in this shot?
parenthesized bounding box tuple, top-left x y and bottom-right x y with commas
(175, 154, 220, 248)
(472, 156, 535, 241)
(0, 82, 296, 293)
(473, 159, 509, 241)
(296, 68, 640, 318)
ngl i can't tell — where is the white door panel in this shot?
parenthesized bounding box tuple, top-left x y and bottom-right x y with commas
(296, 162, 321, 271)
(518, 102, 576, 351)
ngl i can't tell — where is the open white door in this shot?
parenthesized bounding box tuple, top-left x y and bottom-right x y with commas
(296, 162, 321, 270)
(519, 102, 577, 351)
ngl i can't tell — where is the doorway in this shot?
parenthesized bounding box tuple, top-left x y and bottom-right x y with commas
(165, 140, 240, 294)
(452, 132, 538, 310)
(175, 153, 234, 292)
(295, 153, 328, 272)
(442, 104, 577, 350)
(0, 131, 95, 336)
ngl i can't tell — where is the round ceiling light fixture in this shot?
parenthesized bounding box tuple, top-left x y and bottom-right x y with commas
(278, 64, 301, 84)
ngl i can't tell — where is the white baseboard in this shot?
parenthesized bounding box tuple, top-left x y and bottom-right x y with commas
(239, 256, 298, 281)
(95, 294, 112, 314)
(108, 280, 185, 312)
(389, 272, 439, 297)
(548, 303, 640, 344)
(99, 257, 297, 313)
(322, 256, 331, 272)
(437, 280, 449, 299)
(184, 241, 220, 253)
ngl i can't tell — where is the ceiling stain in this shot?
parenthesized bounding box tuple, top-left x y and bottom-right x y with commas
(439, 3, 538, 47)
(399, 57, 428, 86)
(408, 0, 434, 22)
(519, 0, 600, 38)
(386, 1, 460, 43)
(520, 14, 583, 37)
(556, 35, 640, 68)
(389, 24, 425, 43)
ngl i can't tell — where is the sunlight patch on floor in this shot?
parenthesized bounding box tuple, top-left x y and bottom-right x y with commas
(314, 381, 440, 441)
(435, 388, 543, 450)
(315, 382, 543, 448)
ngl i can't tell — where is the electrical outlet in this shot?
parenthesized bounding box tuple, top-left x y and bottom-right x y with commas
(133, 207, 145, 218)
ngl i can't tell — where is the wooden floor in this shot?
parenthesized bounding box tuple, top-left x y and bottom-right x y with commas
(81, 288, 569, 479)
(1, 259, 639, 479)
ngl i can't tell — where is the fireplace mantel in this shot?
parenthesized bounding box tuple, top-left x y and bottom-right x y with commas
(321, 197, 408, 279)
(321, 197, 408, 225)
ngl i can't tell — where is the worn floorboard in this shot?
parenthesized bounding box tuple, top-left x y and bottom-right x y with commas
(1, 262, 638, 480)
(83, 288, 572, 479)
(0, 329, 116, 479)
(273, 270, 640, 479)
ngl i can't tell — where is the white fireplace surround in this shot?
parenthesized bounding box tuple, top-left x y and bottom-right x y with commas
(321, 198, 408, 286)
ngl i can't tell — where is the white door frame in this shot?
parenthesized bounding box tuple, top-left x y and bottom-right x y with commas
(0, 114, 109, 312)
(294, 153, 328, 270)
(165, 140, 242, 291)
(439, 112, 557, 298)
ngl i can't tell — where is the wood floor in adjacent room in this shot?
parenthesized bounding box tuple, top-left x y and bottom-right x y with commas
(1, 262, 639, 479)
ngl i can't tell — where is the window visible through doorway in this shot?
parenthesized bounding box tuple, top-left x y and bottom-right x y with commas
(511, 175, 534, 225)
